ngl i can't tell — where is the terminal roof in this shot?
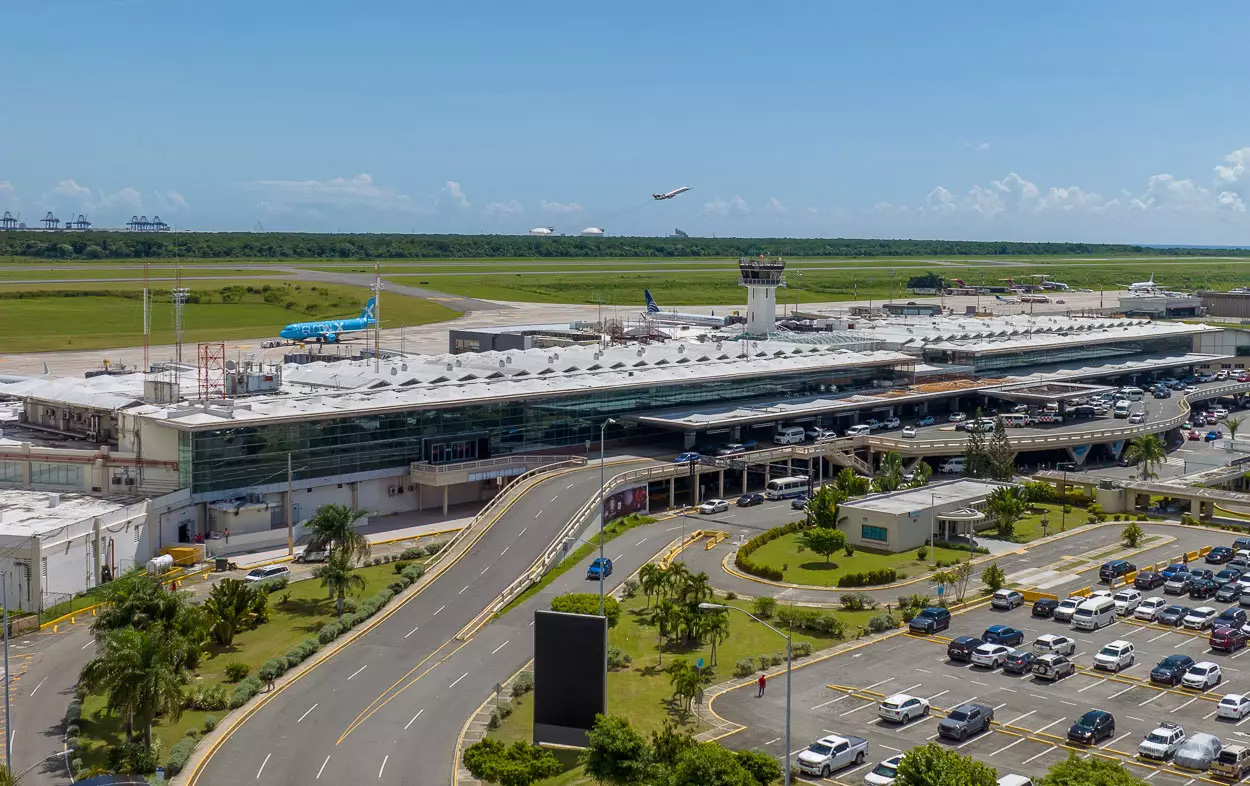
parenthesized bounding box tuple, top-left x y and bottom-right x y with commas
(0, 489, 125, 538)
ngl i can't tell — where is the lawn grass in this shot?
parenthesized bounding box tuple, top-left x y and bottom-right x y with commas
(74, 560, 416, 773)
(0, 281, 458, 351)
(746, 534, 969, 587)
(992, 502, 1088, 543)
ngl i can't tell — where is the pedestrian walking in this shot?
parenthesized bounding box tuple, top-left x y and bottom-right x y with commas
(225, 527, 230, 544)
(757, 674, 766, 697)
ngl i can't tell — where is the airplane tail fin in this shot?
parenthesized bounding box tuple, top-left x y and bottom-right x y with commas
(1148, 273, 1155, 284)
(361, 297, 377, 321)
(644, 289, 660, 313)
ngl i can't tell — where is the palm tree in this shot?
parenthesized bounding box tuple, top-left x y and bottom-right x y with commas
(202, 579, 259, 646)
(648, 598, 679, 665)
(639, 563, 666, 608)
(666, 659, 702, 713)
(986, 486, 1027, 540)
(79, 623, 189, 749)
(315, 550, 366, 620)
(1124, 433, 1166, 480)
(704, 610, 730, 666)
(1229, 416, 1243, 443)
(874, 452, 905, 492)
(304, 504, 371, 562)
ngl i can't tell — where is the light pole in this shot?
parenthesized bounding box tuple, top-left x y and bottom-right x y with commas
(700, 602, 792, 786)
(2, 571, 10, 771)
(598, 418, 617, 616)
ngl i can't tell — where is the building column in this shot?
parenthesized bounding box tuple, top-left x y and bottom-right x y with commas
(718, 470, 725, 498)
(693, 471, 701, 507)
(1200, 500, 1214, 520)
(417, 484, 424, 511)
(30, 534, 42, 612)
(764, 462, 771, 482)
(350, 482, 359, 509)
(93, 517, 103, 585)
(786, 458, 792, 475)
(741, 468, 748, 494)
(669, 478, 675, 508)
(683, 431, 697, 450)
(442, 486, 449, 516)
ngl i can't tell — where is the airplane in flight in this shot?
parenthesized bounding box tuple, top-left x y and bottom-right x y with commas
(652, 186, 691, 201)
(643, 290, 731, 327)
(279, 298, 376, 343)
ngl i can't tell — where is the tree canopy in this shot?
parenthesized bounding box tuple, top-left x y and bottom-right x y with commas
(895, 742, 999, 786)
(1037, 753, 1146, 786)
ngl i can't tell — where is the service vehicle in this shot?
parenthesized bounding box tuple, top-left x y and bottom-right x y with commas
(1072, 597, 1116, 630)
(796, 734, 868, 778)
(1212, 743, 1250, 780)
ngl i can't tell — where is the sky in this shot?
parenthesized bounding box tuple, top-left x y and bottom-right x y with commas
(3, 1, 1250, 244)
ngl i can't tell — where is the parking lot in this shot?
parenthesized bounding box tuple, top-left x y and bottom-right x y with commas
(714, 547, 1250, 785)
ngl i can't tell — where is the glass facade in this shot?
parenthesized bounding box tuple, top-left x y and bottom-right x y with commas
(187, 367, 877, 494)
(926, 336, 1193, 373)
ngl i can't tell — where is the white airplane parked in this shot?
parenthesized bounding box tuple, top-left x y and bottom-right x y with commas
(643, 290, 731, 327)
(652, 186, 691, 201)
(1031, 274, 1072, 291)
(1122, 273, 1159, 292)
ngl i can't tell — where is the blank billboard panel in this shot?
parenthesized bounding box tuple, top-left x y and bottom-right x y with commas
(533, 609, 607, 747)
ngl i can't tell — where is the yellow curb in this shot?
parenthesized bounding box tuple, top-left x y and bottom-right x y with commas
(1071, 533, 1180, 575)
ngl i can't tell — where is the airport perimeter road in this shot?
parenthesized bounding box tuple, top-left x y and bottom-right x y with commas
(710, 526, 1247, 785)
(190, 457, 658, 786)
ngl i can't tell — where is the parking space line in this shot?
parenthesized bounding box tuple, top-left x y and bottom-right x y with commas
(925, 690, 949, 702)
(1108, 684, 1137, 699)
(1237, 711, 1250, 727)
(1149, 631, 1173, 642)
(862, 677, 896, 692)
(1139, 692, 1165, 706)
(1033, 719, 1063, 735)
(1175, 696, 1200, 712)
(838, 702, 876, 717)
(989, 737, 1027, 756)
(1102, 731, 1133, 750)
(1005, 710, 1036, 726)
(811, 696, 848, 710)
(1077, 678, 1107, 693)
(1023, 747, 1056, 765)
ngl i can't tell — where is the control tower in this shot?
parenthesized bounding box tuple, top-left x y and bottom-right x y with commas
(738, 254, 786, 335)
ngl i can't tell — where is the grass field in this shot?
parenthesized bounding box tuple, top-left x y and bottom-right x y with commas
(76, 561, 415, 773)
(746, 534, 969, 587)
(0, 281, 459, 352)
(487, 593, 882, 784)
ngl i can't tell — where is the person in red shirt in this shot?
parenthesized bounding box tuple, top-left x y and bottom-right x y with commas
(757, 673, 766, 697)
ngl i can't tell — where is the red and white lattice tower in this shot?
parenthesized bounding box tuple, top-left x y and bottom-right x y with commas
(197, 343, 226, 400)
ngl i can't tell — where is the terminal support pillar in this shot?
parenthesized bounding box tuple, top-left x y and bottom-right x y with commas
(669, 478, 675, 508)
(718, 470, 725, 498)
(92, 517, 103, 585)
(741, 468, 748, 494)
(693, 471, 701, 507)
(1200, 500, 1214, 520)
(442, 486, 449, 516)
(785, 459, 792, 475)
(764, 463, 770, 482)
(30, 535, 42, 612)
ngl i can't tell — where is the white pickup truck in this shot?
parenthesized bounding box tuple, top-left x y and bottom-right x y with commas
(796, 734, 868, 778)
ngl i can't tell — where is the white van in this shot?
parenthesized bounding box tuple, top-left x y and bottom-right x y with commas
(1120, 387, 1145, 402)
(1000, 412, 1030, 428)
(773, 426, 806, 445)
(1071, 597, 1116, 630)
(1113, 400, 1132, 419)
(938, 457, 966, 474)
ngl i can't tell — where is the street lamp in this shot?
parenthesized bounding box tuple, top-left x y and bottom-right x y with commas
(598, 418, 618, 616)
(12, 749, 76, 781)
(699, 602, 792, 786)
(2, 571, 10, 769)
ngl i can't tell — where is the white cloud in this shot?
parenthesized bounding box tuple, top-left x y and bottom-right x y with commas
(107, 187, 144, 212)
(703, 196, 749, 216)
(442, 181, 470, 209)
(1218, 191, 1246, 212)
(1130, 173, 1210, 211)
(0, 181, 17, 211)
(485, 200, 524, 218)
(963, 141, 991, 151)
(51, 178, 93, 202)
(1215, 147, 1250, 186)
(925, 186, 958, 213)
(539, 200, 583, 214)
(1038, 185, 1108, 212)
(47, 178, 147, 216)
(154, 190, 189, 212)
(246, 173, 420, 213)
(762, 197, 788, 214)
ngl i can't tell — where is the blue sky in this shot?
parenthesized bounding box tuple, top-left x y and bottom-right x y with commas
(3, 1, 1250, 243)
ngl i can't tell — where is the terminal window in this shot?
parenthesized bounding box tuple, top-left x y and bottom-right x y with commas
(861, 525, 888, 543)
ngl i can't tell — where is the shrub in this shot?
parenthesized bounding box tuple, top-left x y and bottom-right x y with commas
(229, 676, 264, 709)
(225, 661, 251, 682)
(551, 593, 621, 627)
(65, 723, 81, 738)
(792, 641, 813, 658)
(868, 614, 899, 633)
(511, 670, 535, 697)
(65, 699, 82, 724)
(203, 716, 218, 733)
(425, 542, 446, 556)
(185, 727, 200, 741)
(259, 657, 288, 684)
(71, 759, 83, 776)
(844, 543, 856, 557)
(734, 658, 757, 677)
(917, 546, 928, 560)
(607, 645, 632, 671)
(65, 735, 80, 753)
(401, 547, 423, 560)
(901, 606, 917, 622)
(839, 592, 876, 611)
(256, 574, 288, 594)
(402, 564, 425, 583)
(735, 552, 784, 582)
(752, 596, 778, 619)
(769, 653, 784, 667)
(393, 560, 410, 574)
(622, 578, 639, 598)
(166, 738, 196, 777)
(185, 683, 229, 711)
(725, 590, 738, 600)
(359, 600, 381, 618)
(340, 597, 360, 614)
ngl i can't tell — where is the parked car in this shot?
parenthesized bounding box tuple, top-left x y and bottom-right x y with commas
(908, 607, 952, 634)
(1208, 546, 1236, 564)
(1052, 597, 1083, 623)
(1211, 627, 1249, 653)
(736, 493, 764, 507)
(971, 643, 1014, 669)
(796, 735, 868, 779)
(1138, 721, 1186, 760)
(1217, 582, 1243, 602)
(1093, 640, 1135, 672)
(586, 557, 613, 580)
(1190, 578, 1219, 600)
(1149, 654, 1194, 687)
(901, 426, 918, 438)
(1031, 598, 1060, 618)
(948, 412, 967, 423)
(1173, 733, 1223, 771)
(1217, 606, 1248, 629)
(1134, 597, 1169, 621)
(1192, 568, 1216, 581)
(863, 754, 904, 786)
(674, 451, 702, 463)
(1112, 589, 1142, 615)
(1184, 606, 1220, 630)
(877, 694, 930, 724)
(698, 498, 729, 514)
(991, 589, 1025, 610)
(982, 625, 1024, 646)
(1067, 710, 1115, 744)
(717, 443, 747, 456)
(1162, 562, 1190, 579)
(1033, 634, 1077, 656)
(1218, 695, 1250, 721)
(881, 416, 901, 429)
(1135, 570, 1166, 590)
(1216, 567, 1243, 584)
(947, 636, 983, 662)
(1208, 430, 1223, 442)
(1158, 604, 1193, 626)
(1183, 661, 1224, 690)
(1033, 653, 1076, 681)
(937, 703, 994, 742)
(1212, 743, 1250, 780)
(1002, 649, 1036, 675)
(244, 564, 291, 583)
(293, 548, 328, 564)
(1100, 560, 1136, 582)
(1164, 572, 1193, 595)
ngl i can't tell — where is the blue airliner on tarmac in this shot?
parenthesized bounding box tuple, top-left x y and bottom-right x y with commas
(280, 297, 376, 343)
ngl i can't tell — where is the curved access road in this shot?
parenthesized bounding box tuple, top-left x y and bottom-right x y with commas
(188, 456, 659, 786)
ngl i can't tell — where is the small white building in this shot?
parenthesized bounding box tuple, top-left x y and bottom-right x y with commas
(840, 479, 1014, 553)
(0, 490, 150, 613)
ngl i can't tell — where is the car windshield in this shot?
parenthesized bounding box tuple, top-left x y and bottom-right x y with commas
(1221, 698, 1239, 705)
(1099, 646, 1121, 657)
(246, 569, 266, 578)
(807, 743, 833, 756)
(870, 763, 899, 777)
(1146, 733, 1170, 744)
(1161, 656, 1188, 667)
(948, 710, 971, 722)
(1076, 714, 1100, 728)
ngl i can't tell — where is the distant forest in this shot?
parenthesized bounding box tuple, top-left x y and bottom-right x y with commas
(1, 231, 1246, 261)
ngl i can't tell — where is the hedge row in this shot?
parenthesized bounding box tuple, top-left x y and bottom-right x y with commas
(836, 568, 899, 588)
(775, 605, 846, 637)
(735, 521, 804, 581)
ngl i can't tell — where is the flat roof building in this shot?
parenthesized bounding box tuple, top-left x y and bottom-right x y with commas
(840, 479, 1013, 553)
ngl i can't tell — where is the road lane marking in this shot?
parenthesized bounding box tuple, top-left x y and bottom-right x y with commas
(500, 546, 509, 556)
(481, 567, 489, 575)
(348, 665, 368, 680)
(433, 605, 445, 616)
(29, 677, 46, 697)
(256, 753, 271, 779)
(1103, 731, 1133, 750)
(635, 538, 648, 546)
(566, 482, 576, 489)
(404, 626, 419, 639)
(765, 736, 780, 745)
(492, 640, 510, 655)
(518, 527, 527, 537)
(1005, 710, 1036, 726)
(316, 755, 331, 779)
(459, 585, 469, 595)
(448, 672, 469, 689)
(405, 709, 424, 730)
(534, 510, 543, 519)
(298, 703, 318, 722)
(80, 640, 93, 650)
(378, 755, 388, 779)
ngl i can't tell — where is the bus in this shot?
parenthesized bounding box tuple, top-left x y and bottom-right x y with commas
(764, 476, 811, 500)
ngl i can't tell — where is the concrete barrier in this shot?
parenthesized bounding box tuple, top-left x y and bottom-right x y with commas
(1022, 589, 1059, 603)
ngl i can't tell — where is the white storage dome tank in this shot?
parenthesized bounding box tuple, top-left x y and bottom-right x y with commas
(147, 554, 175, 575)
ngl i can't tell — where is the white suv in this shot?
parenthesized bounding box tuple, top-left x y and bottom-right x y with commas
(1113, 589, 1142, 615)
(1183, 662, 1223, 690)
(243, 564, 291, 583)
(1134, 597, 1168, 621)
(1138, 722, 1186, 759)
(1093, 640, 1135, 672)
(1183, 606, 1219, 630)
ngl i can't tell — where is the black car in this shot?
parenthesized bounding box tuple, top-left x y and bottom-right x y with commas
(1236, 536, 1250, 552)
(1134, 570, 1166, 590)
(1032, 598, 1060, 618)
(1216, 583, 1242, 603)
(1216, 568, 1243, 584)
(1151, 654, 1196, 685)
(1068, 710, 1115, 745)
(1217, 606, 1249, 629)
(1157, 605, 1192, 627)
(947, 636, 983, 663)
(1191, 568, 1216, 581)
(736, 493, 765, 507)
(982, 625, 1025, 647)
(909, 607, 952, 634)
(1100, 560, 1136, 582)
(1002, 650, 1036, 675)
(1208, 546, 1236, 564)
(1190, 578, 1219, 599)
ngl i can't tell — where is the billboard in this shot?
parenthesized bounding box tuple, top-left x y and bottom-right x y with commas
(533, 609, 607, 747)
(603, 483, 648, 523)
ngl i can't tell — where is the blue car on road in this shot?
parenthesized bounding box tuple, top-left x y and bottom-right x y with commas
(587, 557, 613, 580)
(917, 415, 936, 427)
(1206, 430, 1222, 442)
(674, 452, 701, 463)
